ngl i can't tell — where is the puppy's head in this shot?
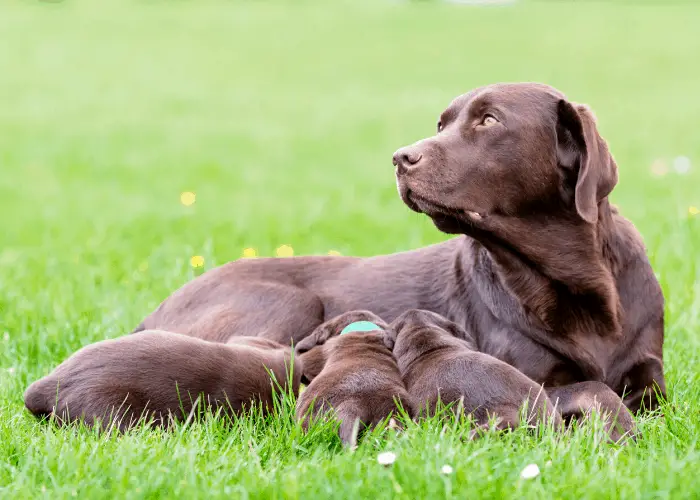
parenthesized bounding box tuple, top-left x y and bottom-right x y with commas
(389, 309, 476, 366)
(295, 310, 392, 384)
(393, 83, 618, 234)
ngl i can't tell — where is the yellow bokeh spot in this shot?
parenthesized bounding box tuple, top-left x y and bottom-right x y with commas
(650, 159, 668, 177)
(328, 250, 341, 256)
(138, 261, 149, 272)
(276, 245, 294, 258)
(180, 191, 196, 206)
(689, 206, 699, 216)
(190, 255, 205, 268)
(242, 247, 258, 258)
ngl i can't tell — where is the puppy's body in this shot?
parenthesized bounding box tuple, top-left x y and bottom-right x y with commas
(24, 331, 300, 430)
(295, 311, 412, 444)
(391, 310, 560, 429)
(548, 381, 637, 441)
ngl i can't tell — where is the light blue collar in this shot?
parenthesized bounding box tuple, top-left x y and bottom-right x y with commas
(340, 321, 382, 335)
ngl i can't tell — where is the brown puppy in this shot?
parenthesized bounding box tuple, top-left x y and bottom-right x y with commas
(134, 83, 665, 416)
(548, 381, 637, 441)
(24, 331, 301, 430)
(295, 311, 413, 445)
(389, 309, 561, 430)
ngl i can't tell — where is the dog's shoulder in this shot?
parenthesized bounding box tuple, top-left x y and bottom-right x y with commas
(607, 209, 664, 315)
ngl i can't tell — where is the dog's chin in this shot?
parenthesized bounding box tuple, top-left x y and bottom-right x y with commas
(429, 214, 467, 234)
(401, 189, 480, 234)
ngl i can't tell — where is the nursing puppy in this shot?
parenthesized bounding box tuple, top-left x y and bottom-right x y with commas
(389, 309, 561, 430)
(548, 381, 637, 441)
(295, 311, 413, 445)
(24, 331, 301, 431)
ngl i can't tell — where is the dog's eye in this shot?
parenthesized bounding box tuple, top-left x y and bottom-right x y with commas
(437, 121, 443, 133)
(479, 114, 499, 127)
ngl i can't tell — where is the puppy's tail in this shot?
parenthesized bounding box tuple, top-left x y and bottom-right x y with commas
(23, 377, 57, 419)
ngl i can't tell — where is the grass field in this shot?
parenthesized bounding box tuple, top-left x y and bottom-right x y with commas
(1, 1, 699, 498)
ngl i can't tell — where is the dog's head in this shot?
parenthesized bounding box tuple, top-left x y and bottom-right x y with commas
(388, 309, 476, 370)
(393, 83, 618, 233)
(295, 310, 392, 384)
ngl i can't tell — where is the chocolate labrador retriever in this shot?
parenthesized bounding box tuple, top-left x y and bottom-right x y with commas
(134, 83, 665, 415)
(24, 332, 300, 430)
(389, 309, 561, 430)
(295, 311, 412, 445)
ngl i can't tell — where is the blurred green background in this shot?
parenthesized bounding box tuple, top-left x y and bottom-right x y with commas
(1, 1, 699, 498)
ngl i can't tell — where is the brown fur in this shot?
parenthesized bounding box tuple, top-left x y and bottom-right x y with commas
(24, 331, 301, 430)
(389, 309, 561, 430)
(296, 311, 413, 445)
(131, 83, 664, 415)
(548, 381, 637, 442)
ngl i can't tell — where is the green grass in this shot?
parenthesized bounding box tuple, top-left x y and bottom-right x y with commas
(1, 1, 699, 498)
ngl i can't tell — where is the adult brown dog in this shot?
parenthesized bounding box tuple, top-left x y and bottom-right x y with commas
(389, 309, 561, 430)
(134, 83, 665, 416)
(24, 332, 301, 430)
(295, 311, 413, 445)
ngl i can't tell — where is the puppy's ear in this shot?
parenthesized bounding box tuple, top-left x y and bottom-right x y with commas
(295, 325, 331, 355)
(381, 327, 399, 351)
(296, 310, 389, 354)
(556, 100, 618, 224)
(434, 316, 477, 350)
(297, 344, 328, 384)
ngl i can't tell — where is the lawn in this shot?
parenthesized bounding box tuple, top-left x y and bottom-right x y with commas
(1, 1, 699, 498)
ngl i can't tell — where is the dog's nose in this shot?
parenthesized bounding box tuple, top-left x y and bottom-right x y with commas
(392, 147, 423, 175)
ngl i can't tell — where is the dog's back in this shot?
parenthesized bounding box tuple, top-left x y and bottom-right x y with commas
(297, 331, 412, 444)
(407, 348, 558, 428)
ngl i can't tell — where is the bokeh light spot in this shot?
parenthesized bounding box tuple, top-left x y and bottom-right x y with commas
(180, 191, 196, 206)
(276, 245, 294, 258)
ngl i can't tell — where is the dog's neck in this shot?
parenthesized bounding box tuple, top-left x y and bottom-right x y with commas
(462, 200, 622, 380)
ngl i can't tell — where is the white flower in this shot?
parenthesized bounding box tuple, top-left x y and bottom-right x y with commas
(673, 156, 691, 174)
(7, 367, 15, 375)
(377, 451, 396, 466)
(545, 460, 552, 468)
(441, 465, 453, 475)
(520, 463, 540, 479)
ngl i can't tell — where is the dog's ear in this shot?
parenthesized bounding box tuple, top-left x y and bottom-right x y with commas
(556, 100, 618, 224)
(295, 325, 332, 354)
(381, 326, 399, 351)
(296, 310, 389, 354)
(433, 315, 477, 350)
(297, 344, 328, 384)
